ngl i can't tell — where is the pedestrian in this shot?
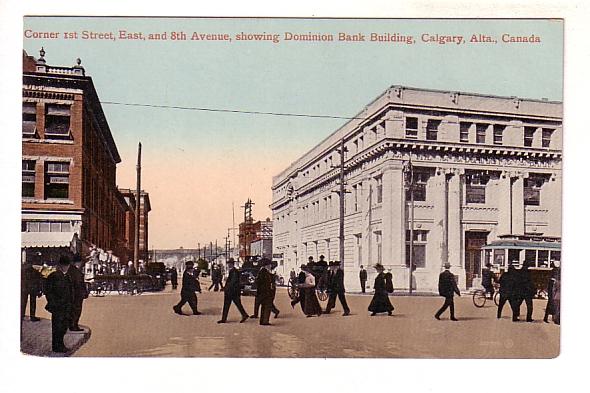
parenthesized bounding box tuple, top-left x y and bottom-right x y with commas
(359, 265, 367, 294)
(217, 259, 249, 324)
(481, 262, 495, 299)
(543, 260, 561, 324)
(170, 267, 178, 290)
(497, 264, 517, 319)
(255, 259, 276, 325)
(67, 255, 88, 331)
(208, 264, 222, 291)
(434, 262, 460, 321)
(44, 255, 74, 352)
(325, 261, 351, 316)
(21, 260, 42, 322)
(173, 261, 202, 316)
(127, 261, 137, 276)
(290, 264, 308, 312)
(301, 264, 323, 317)
(515, 261, 536, 322)
(368, 263, 394, 316)
(551, 261, 561, 325)
(251, 265, 280, 319)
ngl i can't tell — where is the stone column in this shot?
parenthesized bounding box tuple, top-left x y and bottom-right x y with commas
(532, 127, 542, 148)
(511, 174, 525, 235)
(381, 160, 405, 269)
(385, 110, 404, 138)
(442, 115, 459, 142)
(447, 170, 463, 268)
(431, 169, 448, 267)
(545, 174, 562, 237)
(497, 172, 512, 236)
(506, 120, 523, 146)
(361, 177, 372, 271)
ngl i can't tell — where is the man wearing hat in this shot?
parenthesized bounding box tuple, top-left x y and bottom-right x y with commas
(325, 261, 350, 316)
(434, 262, 461, 321)
(481, 262, 495, 300)
(67, 254, 88, 331)
(173, 261, 202, 316)
(255, 258, 276, 325)
(44, 255, 75, 352)
(218, 259, 249, 324)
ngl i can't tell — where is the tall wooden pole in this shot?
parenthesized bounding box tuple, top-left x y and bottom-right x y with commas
(133, 142, 142, 271)
(339, 138, 345, 270)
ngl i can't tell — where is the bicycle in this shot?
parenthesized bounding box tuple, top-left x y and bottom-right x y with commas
(88, 280, 108, 297)
(472, 285, 500, 308)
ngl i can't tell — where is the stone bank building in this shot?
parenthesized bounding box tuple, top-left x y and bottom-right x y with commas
(271, 86, 562, 292)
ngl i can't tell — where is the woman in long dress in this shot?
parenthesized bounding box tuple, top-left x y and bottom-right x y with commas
(302, 266, 323, 317)
(368, 263, 394, 316)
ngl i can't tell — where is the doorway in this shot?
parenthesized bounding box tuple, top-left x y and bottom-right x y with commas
(464, 231, 489, 288)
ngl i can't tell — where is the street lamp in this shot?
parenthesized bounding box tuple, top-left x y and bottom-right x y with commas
(403, 155, 415, 294)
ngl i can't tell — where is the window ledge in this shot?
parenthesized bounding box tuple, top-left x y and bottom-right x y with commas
(22, 198, 74, 205)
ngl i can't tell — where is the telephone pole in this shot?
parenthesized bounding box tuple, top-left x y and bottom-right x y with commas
(335, 138, 349, 270)
(133, 142, 142, 271)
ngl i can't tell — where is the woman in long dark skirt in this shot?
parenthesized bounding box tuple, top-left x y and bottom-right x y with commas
(368, 263, 394, 316)
(302, 267, 323, 317)
(544, 260, 561, 324)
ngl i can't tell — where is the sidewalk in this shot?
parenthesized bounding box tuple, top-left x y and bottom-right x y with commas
(20, 317, 91, 357)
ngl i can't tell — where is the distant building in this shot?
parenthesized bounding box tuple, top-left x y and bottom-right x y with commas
(238, 199, 273, 261)
(271, 85, 562, 292)
(119, 189, 151, 263)
(21, 48, 132, 265)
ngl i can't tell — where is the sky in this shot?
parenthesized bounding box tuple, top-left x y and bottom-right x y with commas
(22, 17, 563, 249)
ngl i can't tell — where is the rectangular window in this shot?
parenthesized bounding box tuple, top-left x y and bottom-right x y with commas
(45, 104, 71, 138)
(542, 128, 554, 148)
(406, 170, 430, 202)
(375, 176, 383, 204)
(524, 176, 544, 206)
(426, 119, 440, 141)
(405, 117, 418, 139)
(375, 231, 382, 264)
(22, 102, 37, 137)
(39, 222, 50, 232)
(538, 250, 549, 268)
(493, 125, 505, 145)
(405, 230, 428, 268)
(460, 122, 471, 142)
(22, 160, 36, 198)
(476, 124, 488, 144)
(44, 161, 70, 199)
(465, 172, 489, 204)
(356, 234, 362, 267)
(524, 127, 536, 147)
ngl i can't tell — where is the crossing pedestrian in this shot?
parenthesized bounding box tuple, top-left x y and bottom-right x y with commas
(218, 259, 249, 324)
(497, 264, 517, 319)
(300, 264, 322, 317)
(290, 264, 307, 311)
(173, 261, 202, 316)
(251, 265, 280, 319)
(514, 261, 536, 322)
(44, 255, 74, 352)
(544, 260, 561, 324)
(434, 262, 460, 321)
(255, 259, 276, 325)
(359, 265, 367, 294)
(324, 261, 350, 316)
(21, 260, 42, 322)
(368, 263, 394, 316)
(170, 267, 178, 290)
(67, 255, 88, 331)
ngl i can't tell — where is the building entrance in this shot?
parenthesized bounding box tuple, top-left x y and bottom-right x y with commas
(464, 231, 489, 288)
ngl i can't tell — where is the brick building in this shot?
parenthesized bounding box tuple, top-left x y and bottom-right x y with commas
(119, 189, 151, 263)
(271, 85, 562, 292)
(21, 48, 133, 265)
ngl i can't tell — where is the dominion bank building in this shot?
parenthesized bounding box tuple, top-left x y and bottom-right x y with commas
(270, 86, 562, 292)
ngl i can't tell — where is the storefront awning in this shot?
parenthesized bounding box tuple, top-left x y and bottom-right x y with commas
(21, 232, 77, 248)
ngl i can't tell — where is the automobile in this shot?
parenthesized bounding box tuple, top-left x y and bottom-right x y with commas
(239, 268, 258, 296)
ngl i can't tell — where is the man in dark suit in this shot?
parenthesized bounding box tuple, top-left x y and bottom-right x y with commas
(290, 264, 308, 311)
(514, 261, 536, 322)
(481, 262, 495, 299)
(497, 264, 517, 319)
(251, 267, 280, 319)
(359, 265, 368, 294)
(44, 255, 74, 352)
(170, 267, 178, 290)
(218, 259, 249, 323)
(434, 262, 461, 321)
(67, 255, 88, 331)
(325, 261, 351, 316)
(21, 261, 42, 322)
(173, 261, 202, 315)
(255, 259, 275, 325)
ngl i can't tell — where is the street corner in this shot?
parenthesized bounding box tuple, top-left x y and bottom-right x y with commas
(20, 317, 92, 357)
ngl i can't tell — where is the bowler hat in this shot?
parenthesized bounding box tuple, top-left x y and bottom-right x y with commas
(373, 263, 384, 271)
(443, 262, 451, 269)
(185, 261, 194, 268)
(58, 255, 71, 266)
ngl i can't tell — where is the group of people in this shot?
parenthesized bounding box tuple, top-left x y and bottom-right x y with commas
(21, 255, 88, 353)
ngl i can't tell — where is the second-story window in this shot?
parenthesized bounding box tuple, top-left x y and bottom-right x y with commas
(22, 160, 36, 198)
(465, 172, 489, 204)
(460, 122, 471, 143)
(405, 117, 418, 139)
(524, 175, 546, 206)
(45, 104, 71, 139)
(426, 119, 440, 141)
(476, 124, 488, 144)
(22, 103, 37, 138)
(375, 176, 383, 204)
(524, 127, 536, 147)
(542, 128, 554, 148)
(493, 125, 505, 145)
(406, 169, 430, 202)
(44, 162, 70, 199)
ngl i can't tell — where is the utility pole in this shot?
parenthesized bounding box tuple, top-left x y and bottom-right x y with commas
(404, 155, 415, 294)
(133, 142, 142, 271)
(336, 138, 348, 270)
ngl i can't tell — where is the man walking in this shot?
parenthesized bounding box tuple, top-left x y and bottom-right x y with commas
(434, 262, 461, 321)
(170, 267, 178, 290)
(497, 264, 517, 319)
(359, 265, 367, 294)
(67, 255, 88, 331)
(44, 255, 74, 352)
(21, 260, 42, 322)
(515, 261, 536, 322)
(173, 261, 202, 315)
(255, 259, 275, 326)
(325, 261, 351, 316)
(218, 259, 249, 324)
(251, 265, 280, 319)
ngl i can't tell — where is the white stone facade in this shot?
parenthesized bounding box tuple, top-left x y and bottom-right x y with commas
(271, 86, 562, 292)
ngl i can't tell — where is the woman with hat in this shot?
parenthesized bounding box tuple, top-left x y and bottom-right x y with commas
(300, 265, 323, 317)
(368, 263, 394, 316)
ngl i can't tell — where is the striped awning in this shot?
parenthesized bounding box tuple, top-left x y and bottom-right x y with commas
(21, 231, 77, 248)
